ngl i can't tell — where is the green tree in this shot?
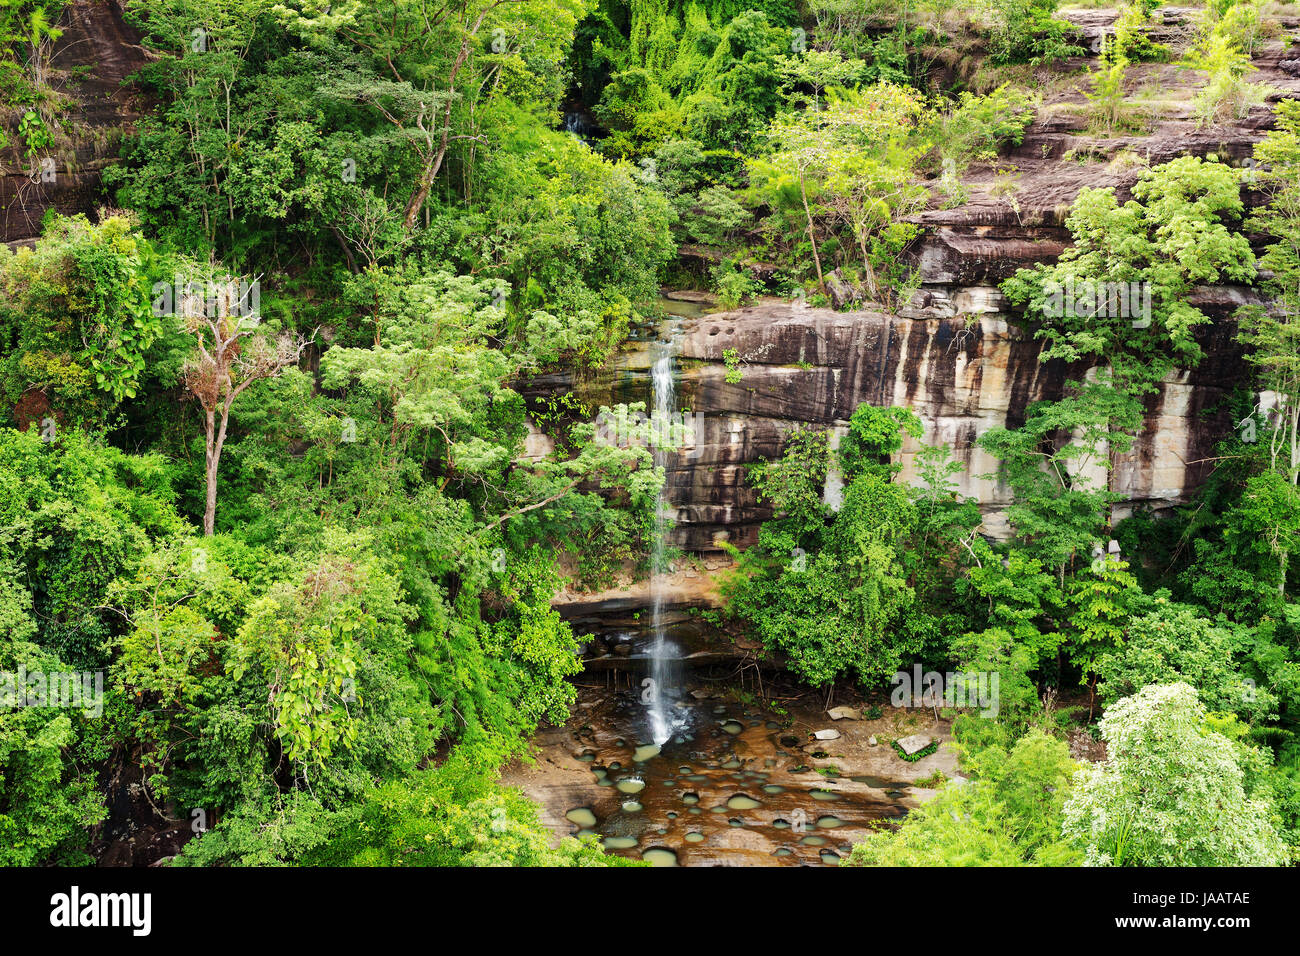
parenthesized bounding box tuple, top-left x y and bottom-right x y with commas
(978, 396, 1118, 584)
(983, 0, 1083, 66)
(993, 157, 1256, 573)
(0, 215, 164, 422)
(1063, 682, 1289, 866)
(838, 403, 922, 483)
(1238, 99, 1300, 594)
(846, 730, 1080, 866)
(727, 472, 920, 687)
(749, 83, 930, 305)
(1095, 600, 1275, 720)
(1065, 555, 1140, 704)
(0, 556, 105, 865)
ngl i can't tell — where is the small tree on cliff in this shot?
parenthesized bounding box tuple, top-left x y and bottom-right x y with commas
(1002, 155, 1255, 434)
(180, 281, 307, 535)
(992, 156, 1256, 548)
(749, 83, 930, 307)
(1245, 101, 1300, 484)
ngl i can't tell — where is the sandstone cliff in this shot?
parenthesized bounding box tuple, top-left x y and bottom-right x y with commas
(1, 0, 150, 246)
(545, 7, 1295, 555)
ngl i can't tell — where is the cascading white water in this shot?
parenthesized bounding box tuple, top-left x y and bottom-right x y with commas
(647, 331, 680, 746)
(563, 110, 596, 142)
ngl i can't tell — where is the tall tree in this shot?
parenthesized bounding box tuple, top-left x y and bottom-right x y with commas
(1063, 682, 1288, 866)
(179, 280, 308, 534)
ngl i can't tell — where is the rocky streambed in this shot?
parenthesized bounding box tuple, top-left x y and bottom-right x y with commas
(502, 671, 960, 867)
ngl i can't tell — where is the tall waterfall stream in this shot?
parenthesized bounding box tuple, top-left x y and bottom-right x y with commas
(647, 325, 684, 747)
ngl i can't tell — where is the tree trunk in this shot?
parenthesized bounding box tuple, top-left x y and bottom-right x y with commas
(401, 23, 480, 232)
(798, 170, 826, 294)
(203, 409, 218, 536)
(402, 158, 443, 232)
(203, 405, 231, 536)
(857, 234, 879, 301)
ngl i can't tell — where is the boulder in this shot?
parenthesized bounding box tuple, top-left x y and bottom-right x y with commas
(895, 734, 933, 757)
(824, 270, 859, 310)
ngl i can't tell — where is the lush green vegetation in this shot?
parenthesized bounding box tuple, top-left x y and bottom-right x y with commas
(0, 0, 1297, 870)
(721, 21, 1300, 861)
(727, 134, 1300, 863)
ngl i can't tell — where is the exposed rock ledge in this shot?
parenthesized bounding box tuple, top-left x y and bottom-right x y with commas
(553, 558, 731, 616)
(533, 294, 1249, 554)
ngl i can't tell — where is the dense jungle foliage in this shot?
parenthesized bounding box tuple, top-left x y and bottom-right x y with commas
(0, 0, 1298, 867)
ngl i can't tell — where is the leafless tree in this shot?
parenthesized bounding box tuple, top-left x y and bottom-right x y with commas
(181, 280, 309, 535)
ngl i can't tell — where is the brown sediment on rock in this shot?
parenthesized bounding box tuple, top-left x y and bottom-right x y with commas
(539, 290, 1247, 555)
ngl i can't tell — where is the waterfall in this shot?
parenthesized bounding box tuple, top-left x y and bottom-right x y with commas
(647, 329, 681, 746)
(563, 110, 597, 143)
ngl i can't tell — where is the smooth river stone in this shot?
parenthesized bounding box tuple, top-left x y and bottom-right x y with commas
(565, 808, 597, 828)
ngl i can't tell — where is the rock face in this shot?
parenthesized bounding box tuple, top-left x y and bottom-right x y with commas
(536, 17, 1293, 555)
(548, 291, 1249, 552)
(2, 6, 1281, 566)
(1, 1, 151, 246)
